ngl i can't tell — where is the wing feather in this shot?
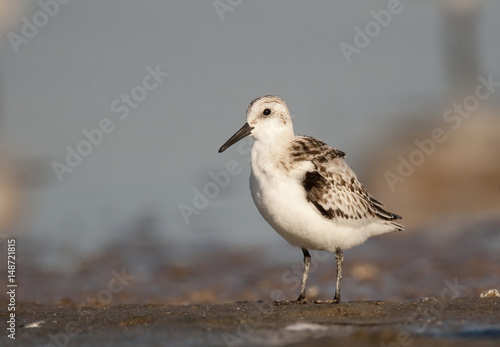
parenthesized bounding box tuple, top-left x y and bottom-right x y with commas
(293, 136, 403, 231)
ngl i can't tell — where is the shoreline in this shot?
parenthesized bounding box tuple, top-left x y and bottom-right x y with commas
(5, 297, 500, 346)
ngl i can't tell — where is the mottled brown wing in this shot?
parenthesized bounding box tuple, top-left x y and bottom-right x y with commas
(294, 137, 403, 228)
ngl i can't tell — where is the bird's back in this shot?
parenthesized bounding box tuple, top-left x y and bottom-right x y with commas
(290, 135, 404, 232)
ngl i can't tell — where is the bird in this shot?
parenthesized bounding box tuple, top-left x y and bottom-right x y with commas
(218, 95, 403, 304)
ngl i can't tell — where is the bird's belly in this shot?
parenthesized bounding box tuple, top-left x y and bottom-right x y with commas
(249, 171, 384, 252)
(250, 171, 333, 251)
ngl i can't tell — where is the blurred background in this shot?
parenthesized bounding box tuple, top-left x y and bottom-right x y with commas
(0, 0, 499, 305)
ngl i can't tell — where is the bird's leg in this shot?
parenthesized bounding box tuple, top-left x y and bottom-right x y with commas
(314, 247, 343, 304)
(296, 248, 311, 303)
(274, 248, 310, 305)
(333, 247, 343, 303)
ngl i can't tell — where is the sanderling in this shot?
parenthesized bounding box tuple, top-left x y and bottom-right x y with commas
(218, 95, 403, 304)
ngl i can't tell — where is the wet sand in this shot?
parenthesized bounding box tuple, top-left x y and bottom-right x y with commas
(12, 218, 500, 306)
(2, 219, 499, 345)
(5, 297, 500, 346)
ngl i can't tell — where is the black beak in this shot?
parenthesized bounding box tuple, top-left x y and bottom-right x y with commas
(218, 122, 253, 153)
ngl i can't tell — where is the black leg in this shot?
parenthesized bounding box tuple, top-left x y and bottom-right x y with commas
(314, 248, 343, 304)
(297, 248, 311, 303)
(334, 247, 343, 303)
(274, 248, 310, 305)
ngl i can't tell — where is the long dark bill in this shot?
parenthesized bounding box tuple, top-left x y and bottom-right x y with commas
(218, 122, 253, 153)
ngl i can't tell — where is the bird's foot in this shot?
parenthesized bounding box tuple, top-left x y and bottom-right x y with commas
(313, 298, 340, 304)
(274, 297, 308, 306)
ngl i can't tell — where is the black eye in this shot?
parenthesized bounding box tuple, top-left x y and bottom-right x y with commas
(263, 108, 271, 116)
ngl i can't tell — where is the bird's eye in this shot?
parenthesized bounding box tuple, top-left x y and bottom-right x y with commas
(263, 108, 271, 116)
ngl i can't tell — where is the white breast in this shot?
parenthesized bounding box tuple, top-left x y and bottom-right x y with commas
(249, 140, 395, 252)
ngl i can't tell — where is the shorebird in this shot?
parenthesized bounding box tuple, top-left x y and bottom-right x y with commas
(218, 95, 403, 304)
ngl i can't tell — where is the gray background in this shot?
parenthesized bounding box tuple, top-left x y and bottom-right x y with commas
(1, 0, 499, 270)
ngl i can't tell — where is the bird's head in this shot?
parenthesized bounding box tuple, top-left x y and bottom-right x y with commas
(219, 95, 294, 153)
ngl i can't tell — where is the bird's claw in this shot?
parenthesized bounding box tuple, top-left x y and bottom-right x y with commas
(273, 298, 308, 306)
